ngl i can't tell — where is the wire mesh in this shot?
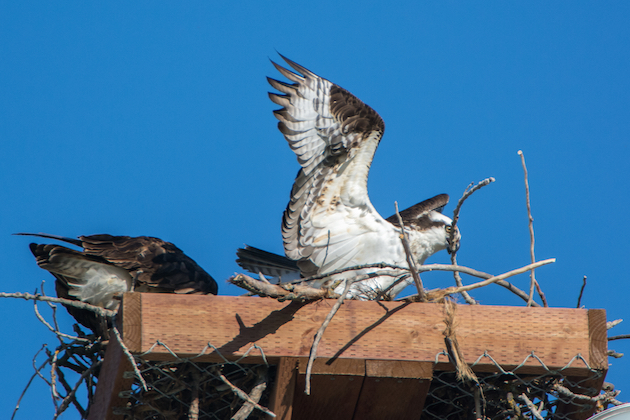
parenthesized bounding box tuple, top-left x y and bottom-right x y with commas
(421, 351, 612, 419)
(114, 342, 273, 420)
(113, 344, 617, 420)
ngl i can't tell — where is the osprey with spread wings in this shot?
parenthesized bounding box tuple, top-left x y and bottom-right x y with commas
(237, 56, 461, 299)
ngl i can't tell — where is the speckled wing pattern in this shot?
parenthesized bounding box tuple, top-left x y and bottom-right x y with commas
(21, 232, 218, 334)
(268, 56, 406, 278)
(78, 234, 218, 295)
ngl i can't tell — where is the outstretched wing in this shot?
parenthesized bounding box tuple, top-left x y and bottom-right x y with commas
(79, 234, 218, 295)
(269, 56, 397, 276)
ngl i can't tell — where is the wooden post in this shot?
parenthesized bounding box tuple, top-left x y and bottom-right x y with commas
(87, 336, 134, 420)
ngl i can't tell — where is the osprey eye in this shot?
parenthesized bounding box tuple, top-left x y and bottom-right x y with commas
(445, 225, 452, 232)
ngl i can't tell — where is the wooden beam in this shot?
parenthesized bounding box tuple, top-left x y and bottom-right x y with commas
(87, 336, 134, 420)
(121, 293, 605, 377)
(353, 361, 433, 420)
(267, 357, 298, 420)
(554, 309, 608, 419)
(291, 358, 366, 420)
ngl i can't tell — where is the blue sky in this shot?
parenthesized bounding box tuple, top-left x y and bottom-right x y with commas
(1, 2, 629, 418)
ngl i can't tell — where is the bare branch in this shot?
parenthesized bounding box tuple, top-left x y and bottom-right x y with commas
(32, 298, 90, 343)
(400, 264, 542, 307)
(53, 359, 103, 419)
(295, 262, 408, 284)
(424, 259, 556, 301)
(231, 366, 268, 420)
(395, 201, 425, 301)
(305, 279, 353, 395)
(517, 150, 548, 308)
(450, 177, 495, 305)
(111, 320, 148, 392)
(577, 276, 587, 308)
(518, 393, 545, 420)
(608, 319, 623, 329)
(12, 345, 50, 420)
(609, 334, 630, 341)
(0, 292, 115, 318)
(229, 273, 332, 300)
(216, 369, 275, 417)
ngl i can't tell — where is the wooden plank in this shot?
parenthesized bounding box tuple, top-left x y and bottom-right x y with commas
(121, 293, 604, 376)
(353, 361, 433, 420)
(121, 292, 142, 353)
(588, 309, 608, 371)
(293, 358, 365, 420)
(87, 336, 134, 420)
(267, 357, 298, 420)
(554, 309, 608, 419)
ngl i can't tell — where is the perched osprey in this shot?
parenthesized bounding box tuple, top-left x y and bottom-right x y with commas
(20, 233, 217, 335)
(237, 56, 461, 299)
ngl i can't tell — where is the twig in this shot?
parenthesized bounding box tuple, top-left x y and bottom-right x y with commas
(111, 319, 148, 392)
(518, 151, 547, 307)
(189, 370, 200, 420)
(53, 359, 103, 419)
(425, 259, 556, 301)
(608, 319, 623, 329)
(32, 298, 90, 343)
(397, 264, 543, 307)
(53, 365, 86, 418)
(608, 350, 624, 358)
(451, 178, 495, 229)
(50, 349, 61, 410)
(609, 335, 630, 341)
(395, 201, 425, 301)
(231, 366, 268, 420)
(292, 262, 409, 284)
(216, 370, 275, 417)
(12, 345, 50, 420)
(0, 292, 115, 318)
(305, 279, 353, 395)
(518, 393, 545, 420)
(577, 276, 587, 308)
(553, 382, 622, 405)
(229, 274, 331, 300)
(450, 177, 494, 305)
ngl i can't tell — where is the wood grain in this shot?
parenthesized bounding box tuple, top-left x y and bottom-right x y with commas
(121, 293, 605, 377)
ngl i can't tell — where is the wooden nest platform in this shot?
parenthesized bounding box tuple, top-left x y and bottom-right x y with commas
(89, 293, 608, 420)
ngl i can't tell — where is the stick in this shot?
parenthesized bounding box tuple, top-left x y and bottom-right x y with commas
(519, 393, 545, 420)
(111, 320, 148, 391)
(0, 292, 115, 318)
(609, 334, 630, 341)
(53, 360, 103, 419)
(423, 259, 556, 301)
(450, 177, 495, 305)
(231, 366, 268, 420)
(12, 346, 50, 420)
(576, 276, 587, 308)
(395, 201, 425, 301)
(229, 274, 330, 300)
(518, 151, 547, 307)
(305, 279, 353, 395)
(217, 370, 275, 417)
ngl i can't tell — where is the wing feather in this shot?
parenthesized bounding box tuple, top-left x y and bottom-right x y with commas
(269, 56, 418, 293)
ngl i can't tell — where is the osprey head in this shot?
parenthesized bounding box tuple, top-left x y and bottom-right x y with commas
(386, 194, 462, 260)
(425, 211, 461, 254)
